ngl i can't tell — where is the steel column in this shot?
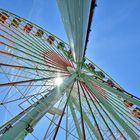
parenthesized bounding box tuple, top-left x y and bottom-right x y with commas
(0, 73, 77, 140)
(57, 0, 91, 63)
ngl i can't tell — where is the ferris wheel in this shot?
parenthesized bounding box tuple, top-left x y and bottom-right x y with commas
(0, 0, 140, 140)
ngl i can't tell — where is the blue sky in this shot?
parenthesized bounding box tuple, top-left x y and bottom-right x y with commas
(0, 0, 139, 98)
(0, 0, 140, 139)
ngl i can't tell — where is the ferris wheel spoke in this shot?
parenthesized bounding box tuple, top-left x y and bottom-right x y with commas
(0, 65, 49, 80)
(0, 73, 77, 140)
(44, 50, 72, 67)
(88, 86, 139, 139)
(0, 26, 47, 55)
(0, 76, 57, 86)
(77, 81, 86, 140)
(84, 85, 117, 139)
(0, 53, 41, 72)
(44, 103, 79, 140)
(0, 86, 12, 102)
(1, 21, 51, 54)
(0, 23, 73, 74)
(89, 95, 131, 139)
(52, 80, 75, 140)
(2, 104, 14, 117)
(0, 87, 53, 105)
(80, 82, 104, 140)
(108, 103, 140, 131)
(0, 77, 53, 106)
(65, 104, 68, 140)
(97, 91, 139, 125)
(1, 19, 70, 64)
(0, 40, 53, 67)
(0, 52, 70, 74)
(86, 88, 127, 139)
(0, 49, 69, 72)
(43, 116, 59, 140)
(0, 40, 71, 73)
(0, 36, 47, 64)
(70, 95, 100, 139)
(68, 99, 82, 139)
(0, 49, 45, 66)
(83, 75, 139, 140)
(0, 29, 66, 67)
(86, 58, 122, 89)
(104, 94, 140, 129)
(99, 107, 126, 139)
(0, 63, 70, 75)
(43, 95, 66, 140)
(43, 54, 71, 71)
(86, 75, 140, 107)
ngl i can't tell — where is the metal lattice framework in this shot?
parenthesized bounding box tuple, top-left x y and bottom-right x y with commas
(0, 1, 140, 140)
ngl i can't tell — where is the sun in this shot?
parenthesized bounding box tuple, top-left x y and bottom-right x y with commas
(54, 77, 63, 86)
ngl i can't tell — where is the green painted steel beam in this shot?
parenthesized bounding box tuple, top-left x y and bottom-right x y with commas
(70, 96, 101, 140)
(82, 74, 139, 140)
(0, 73, 77, 140)
(57, 0, 91, 63)
(68, 99, 83, 139)
(83, 74, 140, 107)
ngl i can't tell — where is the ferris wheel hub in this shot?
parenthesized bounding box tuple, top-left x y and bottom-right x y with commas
(67, 66, 76, 74)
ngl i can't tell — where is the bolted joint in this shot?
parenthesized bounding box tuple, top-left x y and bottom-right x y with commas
(1, 124, 12, 134)
(25, 124, 34, 133)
